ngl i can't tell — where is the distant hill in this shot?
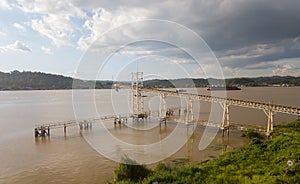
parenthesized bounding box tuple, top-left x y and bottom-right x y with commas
(225, 76, 300, 87)
(0, 70, 104, 90)
(0, 70, 299, 90)
(144, 76, 300, 88)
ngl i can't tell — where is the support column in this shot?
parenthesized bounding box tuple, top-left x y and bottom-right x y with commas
(41, 126, 46, 136)
(263, 104, 274, 137)
(221, 103, 230, 137)
(159, 93, 167, 125)
(34, 128, 39, 137)
(64, 124, 66, 134)
(186, 97, 193, 123)
(266, 109, 274, 137)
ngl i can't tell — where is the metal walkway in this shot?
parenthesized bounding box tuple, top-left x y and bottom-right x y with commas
(139, 87, 299, 136)
(34, 114, 131, 137)
(140, 88, 300, 115)
(34, 72, 300, 137)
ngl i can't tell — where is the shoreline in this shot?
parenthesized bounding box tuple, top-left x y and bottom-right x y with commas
(1, 85, 299, 92)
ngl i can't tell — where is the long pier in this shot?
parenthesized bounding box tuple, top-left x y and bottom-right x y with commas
(140, 88, 300, 115)
(34, 110, 267, 137)
(34, 108, 179, 137)
(34, 72, 300, 138)
(139, 87, 300, 136)
(34, 114, 130, 137)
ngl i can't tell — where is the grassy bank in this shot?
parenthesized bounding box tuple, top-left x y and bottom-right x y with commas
(111, 120, 300, 184)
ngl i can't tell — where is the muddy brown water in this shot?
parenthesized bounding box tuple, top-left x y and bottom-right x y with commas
(0, 87, 299, 183)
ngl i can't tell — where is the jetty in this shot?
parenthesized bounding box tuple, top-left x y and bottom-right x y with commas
(34, 72, 300, 138)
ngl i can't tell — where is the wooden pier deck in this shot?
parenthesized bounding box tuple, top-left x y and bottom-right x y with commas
(34, 114, 131, 137)
(34, 107, 180, 137)
(35, 111, 266, 137)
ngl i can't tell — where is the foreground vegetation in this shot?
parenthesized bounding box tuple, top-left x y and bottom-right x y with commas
(112, 120, 300, 183)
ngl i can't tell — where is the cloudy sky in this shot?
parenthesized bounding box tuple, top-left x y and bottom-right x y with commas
(0, 0, 300, 80)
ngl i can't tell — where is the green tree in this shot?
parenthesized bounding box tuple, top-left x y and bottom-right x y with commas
(114, 156, 152, 182)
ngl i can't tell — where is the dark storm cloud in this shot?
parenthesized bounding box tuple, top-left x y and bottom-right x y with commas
(218, 36, 300, 69)
(173, 0, 300, 69)
(200, 0, 300, 50)
(76, 0, 300, 70)
(77, 0, 300, 49)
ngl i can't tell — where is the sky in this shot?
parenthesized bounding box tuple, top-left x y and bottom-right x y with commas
(0, 0, 300, 80)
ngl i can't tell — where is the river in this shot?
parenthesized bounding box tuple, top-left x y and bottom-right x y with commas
(0, 87, 299, 183)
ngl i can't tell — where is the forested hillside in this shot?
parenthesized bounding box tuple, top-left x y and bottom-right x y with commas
(0, 70, 104, 90)
(144, 76, 300, 88)
(1, 70, 300, 90)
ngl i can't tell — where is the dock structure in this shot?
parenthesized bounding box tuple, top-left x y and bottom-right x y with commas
(190, 120, 266, 132)
(35, 72, 300, 138)
(34, 114, 130, 137)
(139, 87, 300, 137)
(34, 108, 179, 137)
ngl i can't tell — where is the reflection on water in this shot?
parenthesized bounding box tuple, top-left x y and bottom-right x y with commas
(0, 87, 299, 183)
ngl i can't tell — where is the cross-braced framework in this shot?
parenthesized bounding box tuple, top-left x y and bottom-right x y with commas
(185, 97, 194, 123)
(159, 93, 166, 120)
(139, 87, 300, 137)
(131, 72, 146, 119)
(34, 72, 300, 138)
(220, 102, 230, 136)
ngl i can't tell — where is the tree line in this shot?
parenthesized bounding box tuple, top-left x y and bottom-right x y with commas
(1, 70, 299, 90)
(0, 70, 105, 90)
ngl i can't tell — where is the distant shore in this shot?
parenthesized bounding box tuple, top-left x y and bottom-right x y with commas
(0, 85, 299, 92)
(1, 70, 299, 91)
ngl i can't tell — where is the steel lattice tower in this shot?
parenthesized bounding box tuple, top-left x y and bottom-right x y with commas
(131, 72, 144, 118)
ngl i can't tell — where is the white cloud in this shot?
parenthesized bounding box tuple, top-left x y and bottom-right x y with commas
(31, 15, 74, 47)
(192, 64, 226, 79)
(16, 0, 86, 47)
(13, 23, 26, 31)
(0, 0, 11, 9)
(272, 64, 297, 76)
(171, 58, 195, 65)
(41, 46, 52, 54)
(243, 62, 274, 70)
(223, 66, 241, 78)
(221, 44, 284, 62)
(77, 7, 151, 51)
(16, 0, 86, 17)
(0, 41, 31, 52)
(119, 49, 157, 56)
(193, 66, 206, 78)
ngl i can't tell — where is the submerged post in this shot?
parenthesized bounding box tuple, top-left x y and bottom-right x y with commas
(34, 125, 50, 137)
(64, 124, 66, 134)
(34, 128, 39, 137)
